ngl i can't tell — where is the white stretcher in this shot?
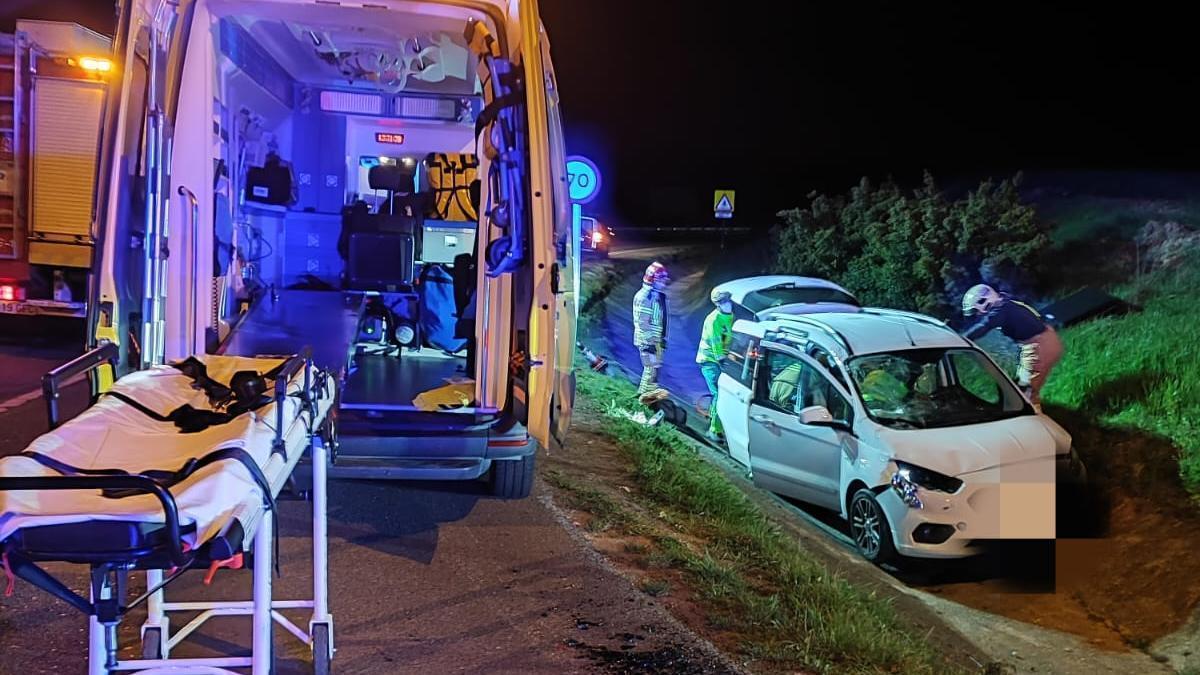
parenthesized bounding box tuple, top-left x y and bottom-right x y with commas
(0, 345, 336, 675)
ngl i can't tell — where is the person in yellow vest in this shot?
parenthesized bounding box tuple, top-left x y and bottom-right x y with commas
(696, 289, 735, 442)
(633, 262, 670, 400)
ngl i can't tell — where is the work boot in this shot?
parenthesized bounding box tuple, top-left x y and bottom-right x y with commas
(639, 388, 669, 406)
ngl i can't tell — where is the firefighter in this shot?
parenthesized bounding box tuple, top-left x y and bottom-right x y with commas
(696, 289, 735, 441)
(633, 262, 670, 400)
(961, 284, 1063, 412)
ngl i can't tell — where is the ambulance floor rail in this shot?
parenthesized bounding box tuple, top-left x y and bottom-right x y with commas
(0, 348, 335, 675)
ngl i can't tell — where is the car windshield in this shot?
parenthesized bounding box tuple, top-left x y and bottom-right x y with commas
(846, 348, 1030, 429)
(742, 286, 860, 312)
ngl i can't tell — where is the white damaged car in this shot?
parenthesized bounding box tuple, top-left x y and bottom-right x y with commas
(714, 309, 1087, 563)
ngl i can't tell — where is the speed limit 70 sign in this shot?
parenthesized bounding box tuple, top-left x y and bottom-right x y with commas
(565, 155, 601, 205)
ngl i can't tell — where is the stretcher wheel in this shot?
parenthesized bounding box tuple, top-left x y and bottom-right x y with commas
(142, 628, 165, 660)
(312, 623, 332, 675)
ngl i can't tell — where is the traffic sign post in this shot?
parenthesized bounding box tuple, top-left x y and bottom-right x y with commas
(566, 155, 602, 258)
(714, 189, 736, 249)
(566, 155, 602, 301)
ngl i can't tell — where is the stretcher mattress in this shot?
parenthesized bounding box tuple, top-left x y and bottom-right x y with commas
(0, 355, 333, 549)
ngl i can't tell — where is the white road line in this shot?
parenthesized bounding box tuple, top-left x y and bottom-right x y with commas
(0, 374, 87, 414)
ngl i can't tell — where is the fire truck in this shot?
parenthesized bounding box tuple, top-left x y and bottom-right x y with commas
(0, 20, 111, 320)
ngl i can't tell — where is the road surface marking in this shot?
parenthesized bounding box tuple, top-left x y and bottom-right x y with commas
(0, 374, 86, 414)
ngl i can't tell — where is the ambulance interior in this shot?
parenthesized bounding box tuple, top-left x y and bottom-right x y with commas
(203, 3, 498, 411)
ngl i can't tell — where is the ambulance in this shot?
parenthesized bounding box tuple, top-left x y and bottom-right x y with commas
(89, 0, 578, 497)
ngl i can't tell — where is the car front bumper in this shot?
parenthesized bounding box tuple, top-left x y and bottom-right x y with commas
(878, 460, 1064, 559)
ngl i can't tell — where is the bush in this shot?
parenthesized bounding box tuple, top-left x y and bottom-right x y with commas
(1135, 220, 1200, 272)
(774, 172, 1050, 316)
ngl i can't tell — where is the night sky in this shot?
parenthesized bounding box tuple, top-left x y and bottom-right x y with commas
(5, 1, 1195, 224)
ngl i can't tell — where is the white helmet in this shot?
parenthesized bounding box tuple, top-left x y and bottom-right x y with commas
(962, 284, 1001, 316)
(710, 288, 732, 305)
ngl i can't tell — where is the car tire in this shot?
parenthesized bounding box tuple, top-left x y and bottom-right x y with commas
(490, 453, 535, 499)
(849, 489, 898, 565)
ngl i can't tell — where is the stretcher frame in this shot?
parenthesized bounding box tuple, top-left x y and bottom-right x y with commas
(0, 344, 335, 675)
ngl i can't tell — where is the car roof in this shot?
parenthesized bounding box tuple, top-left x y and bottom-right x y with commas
(739, 308, 969, 357)
(713, 275, 855, 304)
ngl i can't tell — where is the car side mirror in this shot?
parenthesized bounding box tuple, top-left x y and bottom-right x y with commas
(799, 405, 834, 425)
(799, 405, 853, 434)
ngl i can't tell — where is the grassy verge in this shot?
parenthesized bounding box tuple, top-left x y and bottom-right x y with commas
(544, 468, 647, 535)
(578, 259, 622, 336)
(1042, 254, 1200, 494)
(562, 366, 963, 674)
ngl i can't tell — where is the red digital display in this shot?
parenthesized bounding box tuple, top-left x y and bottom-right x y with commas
(375, 132, 406, 145)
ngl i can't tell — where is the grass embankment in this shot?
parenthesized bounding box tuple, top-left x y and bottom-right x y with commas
(1042, 255, 1200, 494)
(553, 367, 965, 674)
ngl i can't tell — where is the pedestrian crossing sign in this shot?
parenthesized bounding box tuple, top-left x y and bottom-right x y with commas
(714, 190, 735, 219)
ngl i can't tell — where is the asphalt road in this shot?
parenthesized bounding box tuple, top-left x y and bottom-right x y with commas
(0, 339, 81, 403)
(0, 354, 729, 674)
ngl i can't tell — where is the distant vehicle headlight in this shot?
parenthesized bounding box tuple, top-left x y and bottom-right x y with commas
(891, 461, 964, 509)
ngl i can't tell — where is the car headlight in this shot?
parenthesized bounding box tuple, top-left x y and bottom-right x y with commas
(891, 461, 964, 509)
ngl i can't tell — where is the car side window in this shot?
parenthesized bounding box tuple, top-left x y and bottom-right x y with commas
(948, 351, 1002, 406)
(802, 369, 853, 424)
(807, 344, 848, 390)
(722, 332, 758, 387)
(731, 302, 756, 323)
(756, 349, 805, 413)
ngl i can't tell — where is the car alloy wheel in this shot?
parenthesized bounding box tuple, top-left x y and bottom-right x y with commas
(851, 498, 881, 557)
(849, 489, 897, 564)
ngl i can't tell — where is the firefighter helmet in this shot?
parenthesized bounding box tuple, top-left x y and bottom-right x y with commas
(962, 284, 1002, 316)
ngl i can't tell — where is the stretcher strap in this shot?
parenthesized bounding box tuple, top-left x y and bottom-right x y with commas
(473, 91, 523, 152)
(19, 447, 281, 574)
(103, 390, 172, 421)
(171, 356, 290, 408)
(98, 357, 292, 434)
(425, 153, 480, 222)
(104, 390, 271, 434)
